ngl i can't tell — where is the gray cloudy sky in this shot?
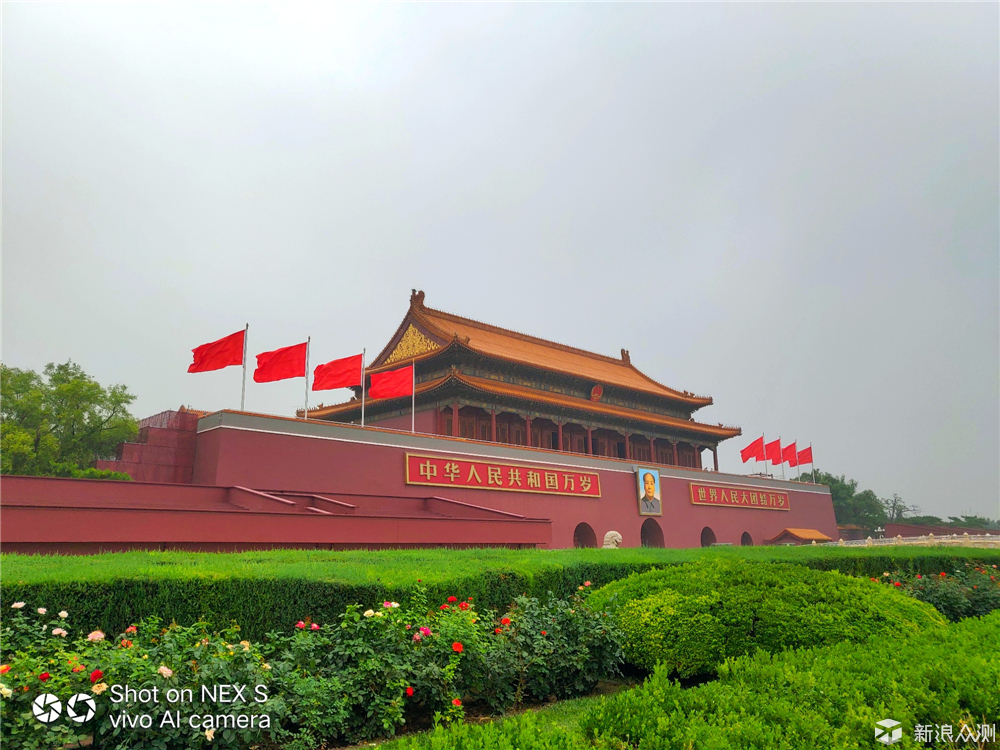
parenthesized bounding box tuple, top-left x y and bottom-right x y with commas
(3, 3, 997, 519)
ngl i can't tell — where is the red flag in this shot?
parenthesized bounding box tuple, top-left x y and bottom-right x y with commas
(253, 342, 307, 383)
(369, 365, 413, 399)
(188, 330, 245, 373)
(782, 442, 798, 467)
(797, 446, 813, 465)
(764, 439, 782, 465)
(312, 354, 363, 391)
(740, 437, 765, 463)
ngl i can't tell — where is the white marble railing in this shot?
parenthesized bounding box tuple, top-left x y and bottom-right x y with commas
(813, 532, 999, 549)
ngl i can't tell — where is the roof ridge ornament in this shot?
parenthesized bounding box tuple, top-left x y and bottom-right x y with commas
(620, 349, 631, 364)
(410, 289, 425, 307)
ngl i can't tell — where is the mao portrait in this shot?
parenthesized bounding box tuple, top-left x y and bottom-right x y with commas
(636, 468, 661, 516)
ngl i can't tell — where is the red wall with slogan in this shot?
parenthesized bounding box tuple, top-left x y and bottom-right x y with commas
(190, 414, 837, 549)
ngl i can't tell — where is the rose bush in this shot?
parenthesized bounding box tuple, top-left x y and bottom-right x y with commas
(2, 584, 621, 748)
(875, 562, 1000, 621)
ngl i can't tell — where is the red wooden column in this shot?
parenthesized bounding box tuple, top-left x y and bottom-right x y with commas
(525, 416, 532, 447)
(586, 427, 593, 455)
(490, 409, 497, 442)
(557, 422, 564, 451)
(649, 437, 656, 463)
(672, 441, 678, 465)
(712, 446, 719, 472)
(695, 447, 703, 469)
(452, 402, 459, 438)
(624, 433, 630, 460)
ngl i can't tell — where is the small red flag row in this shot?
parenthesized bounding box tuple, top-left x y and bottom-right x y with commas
(739, 436, 813, 467)
(187, 329, 413, 397)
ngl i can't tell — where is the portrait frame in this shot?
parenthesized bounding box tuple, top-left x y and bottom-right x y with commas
(635, 467, 662, 516)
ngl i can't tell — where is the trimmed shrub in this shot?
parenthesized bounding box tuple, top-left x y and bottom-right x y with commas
(580, 611, 1000, 749)
(592, 560, 946, 675)
(3, 547, 995, 641)
(385, 709, 581, 750)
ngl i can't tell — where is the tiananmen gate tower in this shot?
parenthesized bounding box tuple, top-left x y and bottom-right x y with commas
(308, 290, 740, 471)
(1, 290, 837, 553)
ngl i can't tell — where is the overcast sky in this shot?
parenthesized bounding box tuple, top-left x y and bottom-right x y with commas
(3, 3, 997, 519)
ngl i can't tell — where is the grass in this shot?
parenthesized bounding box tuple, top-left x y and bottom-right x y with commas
(3, 545, 995, 586)
(365, 680, 635, 748)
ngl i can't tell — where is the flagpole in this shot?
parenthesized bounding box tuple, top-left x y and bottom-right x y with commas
(795, 439, 801, 481)
(240, 323, 249, 411)
(304, 337, 310, 420)
(360, 348, 366, 428)
(411, 358, 416, 433)
(760, 433, 765, 478)
(780, 436, 785, 480)
(810, 442, 814, 483)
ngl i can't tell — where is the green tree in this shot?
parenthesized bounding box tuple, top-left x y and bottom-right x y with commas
(798, 470, 888, 534)
(1, 361, 137, 479)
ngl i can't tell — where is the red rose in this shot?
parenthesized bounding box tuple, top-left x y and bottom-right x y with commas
(39, 673, 51, 681)
(501, 617, 511, 625)
(406, 686, 414, 697)
(452, 642, 463, 653)
(916, 575, 922, 579)
(467, 597, 473, 602)
(940, 572, 946, 577)
(893, 582, 901, 587)
(439, 604, 449, 610)
(541, 630, 547, 635)
(310, 623, 320, 630)
(90, 669, 103, 683)
(458, 602, 470, 611)
(125, 625, 137, 634)
(121, 639, 133, 648)
(495, 628, 502, 634)
(452, 698, 462, 706)
(295, 621, 306, 629)
(0, 665, 9, 674)
(447, 596, 458, 603)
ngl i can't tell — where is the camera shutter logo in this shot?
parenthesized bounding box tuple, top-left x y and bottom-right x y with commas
(31, 693, 62, 724)
(66, 693, 97, 723)
(876, 719, 902, 745)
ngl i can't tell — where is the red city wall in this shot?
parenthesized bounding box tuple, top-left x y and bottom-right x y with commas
(192, 413, 837, 549)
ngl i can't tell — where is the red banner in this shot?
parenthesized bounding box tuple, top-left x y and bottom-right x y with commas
(406, 454, 601, 497)
(690, 481, 790, 511)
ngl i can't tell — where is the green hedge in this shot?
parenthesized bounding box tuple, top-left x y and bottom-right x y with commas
(580, 611, 1000, 749)
(591, 560, 946, 675)
(3, 547, 996, 641)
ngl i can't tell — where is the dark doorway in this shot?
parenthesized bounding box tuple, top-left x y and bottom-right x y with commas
(741, 532, 754, 547)
(700, 526, 717, 547)
(573, 523, 597, 549)
(641, 518, 664, 548)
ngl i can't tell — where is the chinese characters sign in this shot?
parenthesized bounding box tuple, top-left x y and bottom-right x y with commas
(690, 481, 790, 511)
(406, 454, 601, 497)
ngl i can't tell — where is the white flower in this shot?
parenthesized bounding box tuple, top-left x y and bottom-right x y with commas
(58, 611, 68, 619)
(52, 628, 68, 637)
(157, 666, 173, 678)
(0, 684, 12, 699)
(37, 608, 47, 615)
(11, 602, 25, 610)
(205, 728, 215, 741)
(363, 609, 375, 617)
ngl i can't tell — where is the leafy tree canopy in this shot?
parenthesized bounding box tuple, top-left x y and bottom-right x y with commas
(1, 360, 137, 479)
(799, 469, 998, 533)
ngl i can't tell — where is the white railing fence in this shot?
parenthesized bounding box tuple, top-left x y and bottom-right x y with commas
(812, 532, 999, 549)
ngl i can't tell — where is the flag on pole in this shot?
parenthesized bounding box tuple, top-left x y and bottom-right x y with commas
(797, 446, 813, 465)
(253, 342, 307, 383)
(764, 439, 782, 465)
(188, 330, 245, 373)
(782, 441, 798, 466)
(369, 364, 414, 399)
(312, 353, 363, 391)
(740, 437, 766, 463)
